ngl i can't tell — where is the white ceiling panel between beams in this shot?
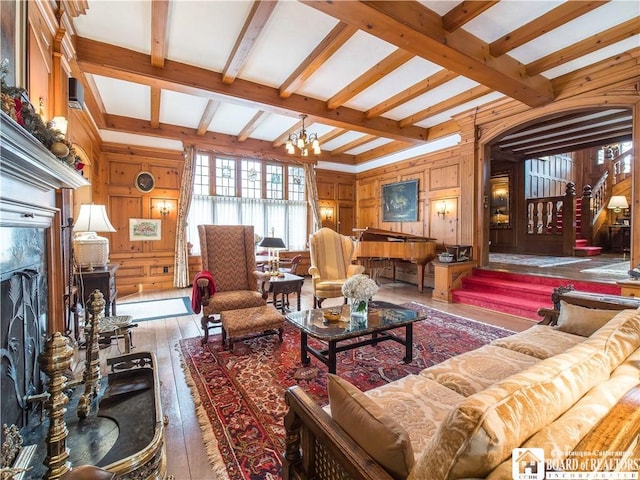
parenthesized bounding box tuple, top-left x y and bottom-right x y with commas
(160, 90, 209, 129)
(297, 30, 399, 100)
(167, 1, 253, 72)
(239, 1, 339, 87)
(208, 103, 263, 135)
(73, 1, 151, 53)
(344, 57, 444, 111)
(92, 75, 150, 120)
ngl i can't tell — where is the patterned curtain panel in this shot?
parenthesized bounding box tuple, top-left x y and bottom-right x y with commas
(304, 163, 322, 232)
(173, 145, 196, 288)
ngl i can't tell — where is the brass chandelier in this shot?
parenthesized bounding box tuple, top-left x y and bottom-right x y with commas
(285, 114, 321, 157)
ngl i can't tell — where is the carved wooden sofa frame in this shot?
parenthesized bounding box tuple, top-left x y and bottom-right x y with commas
(282, 285, 640, 480)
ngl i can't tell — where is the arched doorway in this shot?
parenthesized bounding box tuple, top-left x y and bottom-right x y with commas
(476, 96, 639, 278)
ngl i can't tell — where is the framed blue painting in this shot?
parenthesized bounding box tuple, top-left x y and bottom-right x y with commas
(382, 179, 418, 222)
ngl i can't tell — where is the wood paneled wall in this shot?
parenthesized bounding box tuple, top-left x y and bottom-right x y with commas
(102, 144, 184, 296)
(315, 169, 356, 236)
(355, 148, 463, 249)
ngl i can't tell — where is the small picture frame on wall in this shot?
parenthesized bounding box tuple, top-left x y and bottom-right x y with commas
(129, 218, 161, 241)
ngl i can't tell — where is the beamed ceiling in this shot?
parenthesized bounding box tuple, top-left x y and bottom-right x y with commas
(65, 0, 640, 171)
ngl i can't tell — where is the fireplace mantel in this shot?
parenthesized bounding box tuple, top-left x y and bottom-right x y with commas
(1, 111, 89, 191)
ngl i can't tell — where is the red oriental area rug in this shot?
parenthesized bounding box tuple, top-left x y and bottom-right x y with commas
(177, 302, 514, 480)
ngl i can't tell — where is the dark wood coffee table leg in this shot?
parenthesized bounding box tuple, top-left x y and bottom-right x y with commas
(328, 340, 337, 374)
(301, 331, 310, 365)
(403, 323, 413, 363)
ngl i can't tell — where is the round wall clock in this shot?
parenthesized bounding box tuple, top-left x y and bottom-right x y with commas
(135, 171, 156, 193)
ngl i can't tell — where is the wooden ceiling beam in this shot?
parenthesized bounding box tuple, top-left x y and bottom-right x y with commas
(151, 0, 169, 68)
(442, 1, 498, 32)
(355, 140, 414, 163)
(222, 0, 278, 85)
(366, 68, 459, 119)
(238, 110, 268, 142)
(150, 86, 161, 128)
(519, 132, 632, 159)
(318, 127, 347, 144)
(272, 118, 304, 147)
(526, 17, 640, 76)
(104, 114, 357, 164)
(331, 134, 377, 155)
(327, 49, 414, 109)
(302, 0, 554, 107)
(196, 100, 221, 136)
(499, 111, 631, 148)
(75, 37, 430, 142)
(489, 1, 608, 57)
(512, 127, 632, 155)
(399, 85, 492, 127)
(279, 22, 358, 99)
(506, 120, 631, 151)
(354, 119, 459, 163)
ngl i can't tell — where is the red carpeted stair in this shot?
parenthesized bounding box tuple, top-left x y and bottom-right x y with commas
(574, 197, 602, 256)
(451, 269, 620, 320)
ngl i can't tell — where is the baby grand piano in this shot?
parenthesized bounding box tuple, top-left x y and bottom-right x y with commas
(353, 227, 437, 292)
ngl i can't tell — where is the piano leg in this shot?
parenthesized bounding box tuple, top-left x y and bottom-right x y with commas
(416, 262, 426, 293)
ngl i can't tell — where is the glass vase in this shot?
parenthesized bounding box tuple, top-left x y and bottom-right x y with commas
(350, 297, 368, 320)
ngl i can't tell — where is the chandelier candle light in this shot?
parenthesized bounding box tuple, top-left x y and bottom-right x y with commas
(285, 114, 321, 157)
(341, 274, 378, 321)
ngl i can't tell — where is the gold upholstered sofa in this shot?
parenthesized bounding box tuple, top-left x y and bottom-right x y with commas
(283, 288, 640, 480)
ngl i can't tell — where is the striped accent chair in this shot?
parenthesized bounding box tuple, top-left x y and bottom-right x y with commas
(308, 227, 365, 308)
(197, 225, 267, 344)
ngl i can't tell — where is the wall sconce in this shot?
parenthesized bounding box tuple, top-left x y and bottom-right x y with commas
(321, 207, 333, 221)
(436, 201, 449, 219)
(158, 200, 171, 216)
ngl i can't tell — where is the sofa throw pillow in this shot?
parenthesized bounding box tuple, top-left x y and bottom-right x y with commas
(555, 300, 618, 337)
(327, 374, 414, 479)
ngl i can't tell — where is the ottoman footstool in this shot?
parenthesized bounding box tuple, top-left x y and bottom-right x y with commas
(221, 305, 285, 351)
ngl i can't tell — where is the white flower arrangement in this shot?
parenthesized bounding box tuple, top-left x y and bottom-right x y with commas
(341, 274, 378, 300)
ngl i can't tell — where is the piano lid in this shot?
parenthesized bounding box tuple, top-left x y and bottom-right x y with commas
(356, 227, 435, 242)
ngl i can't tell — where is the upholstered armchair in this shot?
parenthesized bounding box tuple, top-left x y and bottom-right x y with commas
(197, 225, 267, 344)
(308, 228, 365, 308)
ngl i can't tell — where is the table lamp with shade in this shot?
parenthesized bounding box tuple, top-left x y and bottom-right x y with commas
(258, 232, 286, 276)
(607, 195, 629, 223)
(73, 204, 116, 270)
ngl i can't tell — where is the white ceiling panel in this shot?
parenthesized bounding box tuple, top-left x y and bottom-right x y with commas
(160, 90, 209, 129)
(509, 1, 640, 65)
(383, 76, 481, 120)
(415, 92, 506, 128)
(92, 75, 150, 120)
(346, 137, 393, 155)
(541, 36, 640, 79)
(239, 1, 338, 87)
(166, 1, 253, 71)
(344, 57, 444, 111)
(297, 30, 399, 100)
(208, 103, 262, 135)
(464, 2, 563, 44)
(73, 1, 151, 53)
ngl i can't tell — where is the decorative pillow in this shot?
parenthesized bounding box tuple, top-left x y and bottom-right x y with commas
(555, 300, 618, 337)
(327, 374, 414, 480)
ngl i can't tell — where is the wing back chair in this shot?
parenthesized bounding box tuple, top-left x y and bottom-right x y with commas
(308, 227, 365, 308)
(197, 225, 266, 343)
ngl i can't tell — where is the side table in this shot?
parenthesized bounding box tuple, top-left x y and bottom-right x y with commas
(75, 264, 119, 316)
(262, 273, 304, 312)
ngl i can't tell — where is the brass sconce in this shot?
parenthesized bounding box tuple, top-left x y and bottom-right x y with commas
(158, 200, 171, 216)
(436, 201, 449, 219)
(322, 208, 333, 221)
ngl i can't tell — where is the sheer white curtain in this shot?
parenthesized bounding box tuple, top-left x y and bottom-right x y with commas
(187, 196, 307, 254)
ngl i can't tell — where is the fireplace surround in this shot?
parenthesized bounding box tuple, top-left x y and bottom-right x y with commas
(0, 111, 88, 438)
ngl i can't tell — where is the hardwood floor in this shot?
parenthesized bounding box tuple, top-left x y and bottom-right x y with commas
(97, 277, 536, 480)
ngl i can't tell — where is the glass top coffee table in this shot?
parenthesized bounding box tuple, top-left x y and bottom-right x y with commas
(285, 301, 426, 374)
